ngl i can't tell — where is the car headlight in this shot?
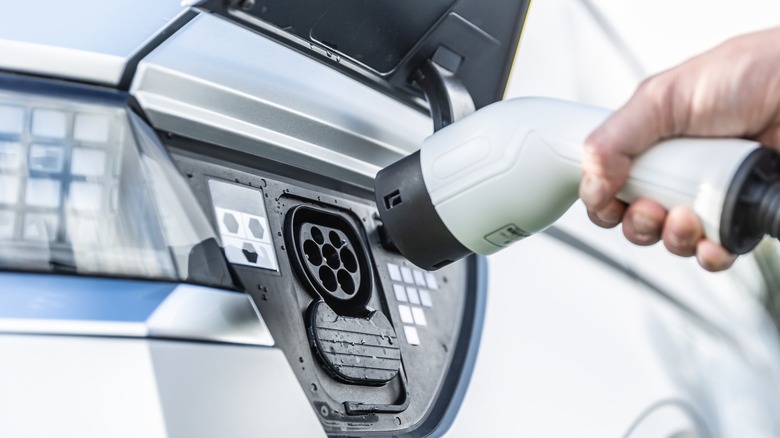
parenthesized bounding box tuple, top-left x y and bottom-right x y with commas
(0, 76, 234, 289)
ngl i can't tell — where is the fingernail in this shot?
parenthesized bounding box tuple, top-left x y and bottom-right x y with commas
(595, 208, 621, 226)
(631, 212, 658, 237)
(697, 252, 737, 272)
(580, 174, 607, 208)
(668, 227, 689, 248)
(695, 241, 737, 272)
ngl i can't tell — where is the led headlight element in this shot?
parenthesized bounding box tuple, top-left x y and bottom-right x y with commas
(0, 79, 234, 289)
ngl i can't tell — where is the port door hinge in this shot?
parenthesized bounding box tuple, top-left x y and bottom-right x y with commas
(413, 47, 476, 132)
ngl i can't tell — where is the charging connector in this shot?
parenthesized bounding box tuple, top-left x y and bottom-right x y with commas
(374, 97, 780, 269)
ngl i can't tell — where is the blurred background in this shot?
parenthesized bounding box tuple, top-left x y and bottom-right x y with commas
(448, 1, 780, 436)
(506, 0, 780, 107)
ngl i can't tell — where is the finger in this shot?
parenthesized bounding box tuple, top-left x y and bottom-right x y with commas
(661, 206, 703, 257)
(622, 198, 666, 246)
(579, 151, 632, 212)
(696, 240, 737, 272)
(586, 198, 627, 229)
(581, 74, 680, 211)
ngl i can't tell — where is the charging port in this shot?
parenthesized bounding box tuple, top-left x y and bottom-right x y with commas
(284, 205, 373, 315)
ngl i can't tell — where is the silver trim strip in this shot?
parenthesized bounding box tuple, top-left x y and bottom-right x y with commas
(131, 14, 432, 189)
(0, 319, 148, 337)
(0, 278, 274, 346)
(147, 284, 274, 346)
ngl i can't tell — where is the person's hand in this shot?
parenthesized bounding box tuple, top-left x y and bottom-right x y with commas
(579, 26, 780, 271)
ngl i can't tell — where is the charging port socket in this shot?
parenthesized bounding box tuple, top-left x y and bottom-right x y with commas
(284, 205, 373, 315)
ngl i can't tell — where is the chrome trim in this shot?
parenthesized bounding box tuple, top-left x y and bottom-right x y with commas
(147, 284, 274, 346)
(0, 0, 186, 85)
(131, 14, 432, 190)
(0, 273, 273, 346)
(0, 319, 148, 337)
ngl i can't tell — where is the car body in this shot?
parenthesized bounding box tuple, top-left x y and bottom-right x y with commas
(1, 1, 780, 437)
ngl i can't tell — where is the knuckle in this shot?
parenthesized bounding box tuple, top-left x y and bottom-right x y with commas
(636, 73, 682, 135)
(636, 74, 670, 98)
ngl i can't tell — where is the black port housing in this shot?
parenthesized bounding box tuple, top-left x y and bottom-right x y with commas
(169, 143, 477, 438)
(285, 205, 373, 316)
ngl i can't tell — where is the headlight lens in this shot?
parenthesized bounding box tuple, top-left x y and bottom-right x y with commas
(0, 78, 234, 289)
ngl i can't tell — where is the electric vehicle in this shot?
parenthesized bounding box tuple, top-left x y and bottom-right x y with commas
(1, 1, 780, 437)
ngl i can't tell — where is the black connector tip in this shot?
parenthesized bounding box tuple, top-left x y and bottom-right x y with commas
(374, 151, 472, 270)
(721, 147, 780, 254)
(754, 181, 780, 240)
